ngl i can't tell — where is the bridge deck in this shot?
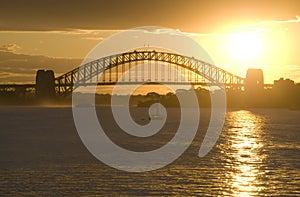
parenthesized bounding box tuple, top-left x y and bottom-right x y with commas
(0, 84, 36, 88)
(0, 83, 273, 89)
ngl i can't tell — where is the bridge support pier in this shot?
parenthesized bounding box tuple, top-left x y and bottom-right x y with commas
(36, 70, 56, 99)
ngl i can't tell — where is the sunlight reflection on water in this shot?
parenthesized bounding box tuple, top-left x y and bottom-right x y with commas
(223, 110, 266, 196)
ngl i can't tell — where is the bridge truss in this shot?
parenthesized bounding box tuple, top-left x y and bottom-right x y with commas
(55, 50, 245, 95)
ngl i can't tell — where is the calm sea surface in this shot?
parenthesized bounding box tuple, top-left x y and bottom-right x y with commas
(0, 107, 299, 196)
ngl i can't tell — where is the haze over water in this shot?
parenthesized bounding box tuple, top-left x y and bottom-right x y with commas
(0, 106, 299, 196)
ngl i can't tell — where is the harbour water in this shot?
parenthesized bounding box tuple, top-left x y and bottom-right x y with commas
(0, 107, 299, 196)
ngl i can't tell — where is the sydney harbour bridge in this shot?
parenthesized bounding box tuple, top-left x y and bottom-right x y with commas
(0, 49, 266, 97)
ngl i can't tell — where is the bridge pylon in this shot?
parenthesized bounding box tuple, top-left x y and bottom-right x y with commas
(244, 68, 264, 106)
(245, 68, 264, 92)
(36, 70, 56, 99)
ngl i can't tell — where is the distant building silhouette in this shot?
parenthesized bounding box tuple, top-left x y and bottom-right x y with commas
(274, 78, 295, 89)
(273, 78, 295, 108)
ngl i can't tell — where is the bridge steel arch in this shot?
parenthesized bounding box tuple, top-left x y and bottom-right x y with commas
(55, 50, 244, 95)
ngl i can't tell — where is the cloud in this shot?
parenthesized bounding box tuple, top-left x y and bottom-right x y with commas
(235, 16, 300, 31)
(81, 37, 104, 41)
(244, 16, 300, 27)
(0, 51, 81, 83)
(286, 65, 300, 70)
(63, 29, 120, 35)
(0, 29, 121, 35)
(0, 43, 21, 53)
(285, 65, 300, 81)
(184, 32, 229, 37)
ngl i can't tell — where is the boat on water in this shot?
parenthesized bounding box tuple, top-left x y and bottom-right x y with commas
(149, 102, 164, 120)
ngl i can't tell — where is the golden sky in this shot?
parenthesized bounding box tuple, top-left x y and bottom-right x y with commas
(0, 0, 299, 83)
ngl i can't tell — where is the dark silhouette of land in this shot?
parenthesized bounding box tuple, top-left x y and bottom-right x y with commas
(0, 67, 299, 109)
(0, 77, 299, 109)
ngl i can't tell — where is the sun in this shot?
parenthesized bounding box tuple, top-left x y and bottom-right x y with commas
(229, 32, 262, 63)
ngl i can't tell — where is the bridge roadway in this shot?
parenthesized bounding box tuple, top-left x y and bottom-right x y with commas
(0, 82, 273, 94)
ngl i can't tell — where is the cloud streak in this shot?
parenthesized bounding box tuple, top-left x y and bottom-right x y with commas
(236, 16, 300, 29)
(0, 51, 81, 83)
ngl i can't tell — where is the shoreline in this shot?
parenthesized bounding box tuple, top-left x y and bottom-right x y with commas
(0, 104, 299, 111)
